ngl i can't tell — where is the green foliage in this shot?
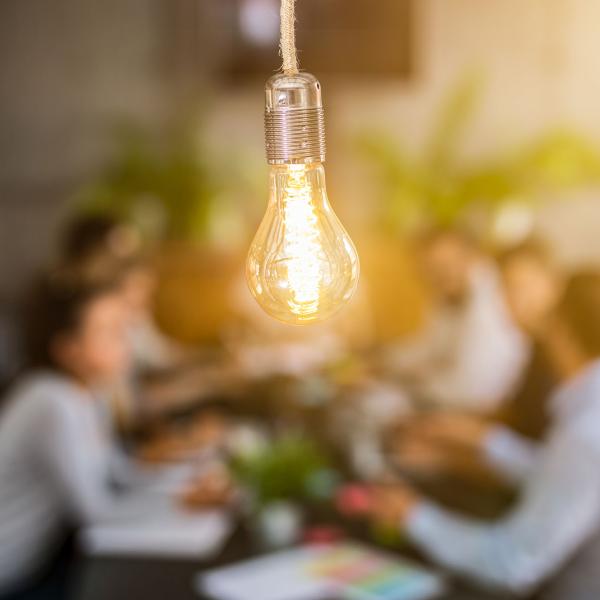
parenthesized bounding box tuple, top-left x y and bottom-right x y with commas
(73, 120, 265, 242)
(356, 74, 600, 233)
(230, 435, 333, 507)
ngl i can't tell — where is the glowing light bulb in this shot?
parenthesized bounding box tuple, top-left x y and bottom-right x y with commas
(246, 73, 359, 325)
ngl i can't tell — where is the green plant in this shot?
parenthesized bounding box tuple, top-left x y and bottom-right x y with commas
(230, 435, 335, 507)
(356, 74, 600, 233)
(73, 119, 264, 243)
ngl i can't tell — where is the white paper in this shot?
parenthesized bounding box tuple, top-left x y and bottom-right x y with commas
(80, 510, 231, 559)
(200, 547, 333, 600)
(197, 544, 444, 600)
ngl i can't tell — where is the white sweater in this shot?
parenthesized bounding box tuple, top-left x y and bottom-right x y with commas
(387, 262, 528, 411)
(406, 361, 600, 594)
(0, 372, 174, 593)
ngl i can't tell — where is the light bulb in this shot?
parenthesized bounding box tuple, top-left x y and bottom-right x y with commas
(247, 161, 359, 324)
(246, 72, 359, 325)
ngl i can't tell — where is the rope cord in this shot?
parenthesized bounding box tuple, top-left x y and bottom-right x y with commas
(280, 0, 299, 74)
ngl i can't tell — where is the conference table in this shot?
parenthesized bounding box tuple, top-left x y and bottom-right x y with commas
(73, 524, 507, 600)
(73, 378, 514, 600)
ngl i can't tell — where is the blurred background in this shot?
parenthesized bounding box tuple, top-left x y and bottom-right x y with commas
(3, 0, 600, 347)
(3, 2, 600, 599)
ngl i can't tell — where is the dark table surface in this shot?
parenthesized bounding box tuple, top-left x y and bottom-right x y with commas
(72, 525, 507, 600)
(72, 392, 515, 600)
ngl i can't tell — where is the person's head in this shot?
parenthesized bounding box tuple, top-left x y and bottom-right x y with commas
(498, 240, 563, 334)
(60, 214, 140, 267)
(24, 269, 130, 386)
(545, 271, 600, 378)
(117, 258, 157, 317)
(415, 227, 477, 304)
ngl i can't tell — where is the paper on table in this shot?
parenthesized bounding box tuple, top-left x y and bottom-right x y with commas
(80, 510, 231, 559)
(200, 547, 333, 600)
(198, 543, 445, 600)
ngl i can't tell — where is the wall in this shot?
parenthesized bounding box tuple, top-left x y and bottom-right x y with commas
(204, 0, 600, 263)
(2, 0, 600, 300)
(0, 0, 169, 299)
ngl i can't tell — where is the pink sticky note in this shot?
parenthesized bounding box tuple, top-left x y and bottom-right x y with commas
(336, 484, 373, 516)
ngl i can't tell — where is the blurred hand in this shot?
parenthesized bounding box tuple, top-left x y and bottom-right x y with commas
(138, 413, 228, 463)
(179, 466, 234, 510)
(401, 413, 491, 450)
(187, 413, 228, 447)
(369, 483, 420, 529)
(391, 437, 449, 476)
(144, 364, 245, 412)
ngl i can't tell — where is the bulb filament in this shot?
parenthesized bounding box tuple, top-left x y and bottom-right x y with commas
(282, 165, 322, 315)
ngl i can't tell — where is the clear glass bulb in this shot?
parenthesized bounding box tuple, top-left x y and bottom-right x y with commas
(246, 162, 359, 325)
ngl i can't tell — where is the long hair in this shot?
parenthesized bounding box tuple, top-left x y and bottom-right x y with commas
(556, 271, 600, 359)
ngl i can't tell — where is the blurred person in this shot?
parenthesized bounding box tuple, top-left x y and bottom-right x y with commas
(0, 303, 22, 397)
(494, 240, 564, 438)
(384, 228, 527, 412)
(59, 213, 141, 274)
(58, 214, 190, 372)
(0, 215, 139, 404)
(57, 214, 180, 373)
(392, 240, 564, 492)
(58, 215, 234, 428)
(368, 272, 600, 597)
(116, 257, 243, 431)
(0, 270, 232, 598)
(118, 256, 186, 373)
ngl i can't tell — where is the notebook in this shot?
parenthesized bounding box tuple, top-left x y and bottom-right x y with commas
(198, 543, 444, 600)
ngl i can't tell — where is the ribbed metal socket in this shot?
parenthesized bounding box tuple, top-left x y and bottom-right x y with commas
(264, 72, 326, 164)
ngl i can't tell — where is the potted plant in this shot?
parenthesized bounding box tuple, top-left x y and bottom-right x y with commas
(72, 119, 265, 343)
(230, 434, 337, 548)
(354, 74, 600, 341)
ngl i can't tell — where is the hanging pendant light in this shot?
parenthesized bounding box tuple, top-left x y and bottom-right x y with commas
(246, 0, 360, 325)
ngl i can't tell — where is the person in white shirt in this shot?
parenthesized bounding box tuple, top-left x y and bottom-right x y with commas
(369, 271, 600, 596)
(57, 215, 235, 430)
(0, 270, 231, 596)
(384, 228, 527, 412)
(389, 240, 564, 502)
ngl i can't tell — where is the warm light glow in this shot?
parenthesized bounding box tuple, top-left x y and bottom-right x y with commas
(246, 162, 359, 325)
(282, 165, 322, 314)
